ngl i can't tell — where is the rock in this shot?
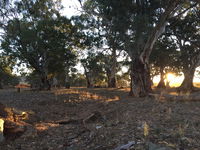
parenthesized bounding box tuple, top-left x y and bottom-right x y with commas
(114, 141, 136, 150)
(0, 119, 4, 142)
(96, 125, 102, 130)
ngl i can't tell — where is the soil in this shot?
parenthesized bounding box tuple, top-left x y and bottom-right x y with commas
(0, 88, 200, 150)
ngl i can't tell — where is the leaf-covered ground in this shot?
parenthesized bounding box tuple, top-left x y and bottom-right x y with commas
(0, 88, 200, 150)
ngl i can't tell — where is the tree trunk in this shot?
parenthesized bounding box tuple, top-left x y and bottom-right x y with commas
(0, 78, 3, 89)
(157, 66, 166, 88)
(65, 69, 70, 89)
(86, 72, 94, 88)
(129, 57, 152, 97)
(108, 74, 116, 88)
(179, 68, 195, 91)
(39, 52, 51, 90)
(40, 72, 51, 90)
(107, 48, 117, 88)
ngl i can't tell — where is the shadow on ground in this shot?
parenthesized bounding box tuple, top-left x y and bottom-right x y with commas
(0, 88, 200, 149)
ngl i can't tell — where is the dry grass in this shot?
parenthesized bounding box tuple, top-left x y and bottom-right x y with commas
(0, 88, 200, 149)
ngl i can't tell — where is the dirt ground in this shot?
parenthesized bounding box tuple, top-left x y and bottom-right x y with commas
(0, 88, 200, 150)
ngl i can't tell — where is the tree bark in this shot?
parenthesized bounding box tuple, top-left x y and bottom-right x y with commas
(86, 72, 94, 88)
(129, 57, 152, 97)
(107, 48, 117, 88)
(0, 78, 3, 89)
(157, 66, 166, 88)
(108, 74, 116, 88)
(39, 71, 51, 90)
(179, 68, 195, 91)
(65, 68, 70, 89)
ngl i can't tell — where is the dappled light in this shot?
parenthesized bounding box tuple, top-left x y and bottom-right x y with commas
(1, 87, 200, 149)
(55, 88, 121, 103)
(35, 123, 59, 131)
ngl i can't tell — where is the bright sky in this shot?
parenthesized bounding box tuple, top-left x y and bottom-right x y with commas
(61, 0, 82, 18)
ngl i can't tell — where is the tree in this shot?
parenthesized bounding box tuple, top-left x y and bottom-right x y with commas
(48, 49, 77, 89)
(97, 52, 125, 88)
(70, 73, 87, 87)
(80, 1, 128, 88)
(81, 51, 105, 88)
(168, 7, 200, 91)
(82, 0, 198, 97)
(150, 36, 178, 88)
(0, 54, 18, 88)
(1, 0, 80, 90)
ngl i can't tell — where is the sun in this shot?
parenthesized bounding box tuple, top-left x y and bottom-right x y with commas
(166, 73, 176, 82)
(166, 73, 184, 87)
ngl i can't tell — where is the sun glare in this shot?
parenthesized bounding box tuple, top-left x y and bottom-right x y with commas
(153, 73, 185, 87)
(166, 73, 175, 82)
(166, 73, 184, 87)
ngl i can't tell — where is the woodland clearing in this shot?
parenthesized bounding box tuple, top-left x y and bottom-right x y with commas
(0, 88, 200, 150)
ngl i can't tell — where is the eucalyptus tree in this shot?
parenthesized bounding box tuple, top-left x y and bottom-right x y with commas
(81, 51, 105, 88)
(48, 49, 77, 89)
(1, 0, 80, 90)
(0, 54, 17, 88)
(79, 1, 127, 88)
(81, 0, 198, 97)
(150, 36, 178, 88)
(168, 7, 200, 91)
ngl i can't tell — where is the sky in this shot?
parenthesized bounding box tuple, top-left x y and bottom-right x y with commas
(61, 0, 82, 18)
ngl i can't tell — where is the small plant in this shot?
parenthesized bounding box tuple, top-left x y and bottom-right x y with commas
(143, 122, 149, 137)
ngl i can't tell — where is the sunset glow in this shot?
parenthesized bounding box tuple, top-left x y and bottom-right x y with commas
(166, 73, 176, 82)
(153, 73, 184, 87)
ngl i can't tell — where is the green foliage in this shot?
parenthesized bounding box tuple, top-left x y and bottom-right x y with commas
(82, 0, 170, 56)
(150, 36, 179, 77)
(116, 73, 130, 87)
(0, 55, 19, 87)
(1, 0, 81, 89)
(81, 51, 106, 86)
(168, 7, 200, 72)
(70, 73, 87, 87)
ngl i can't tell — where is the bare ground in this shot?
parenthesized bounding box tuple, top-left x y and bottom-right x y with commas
(0, 88, 200, 150)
